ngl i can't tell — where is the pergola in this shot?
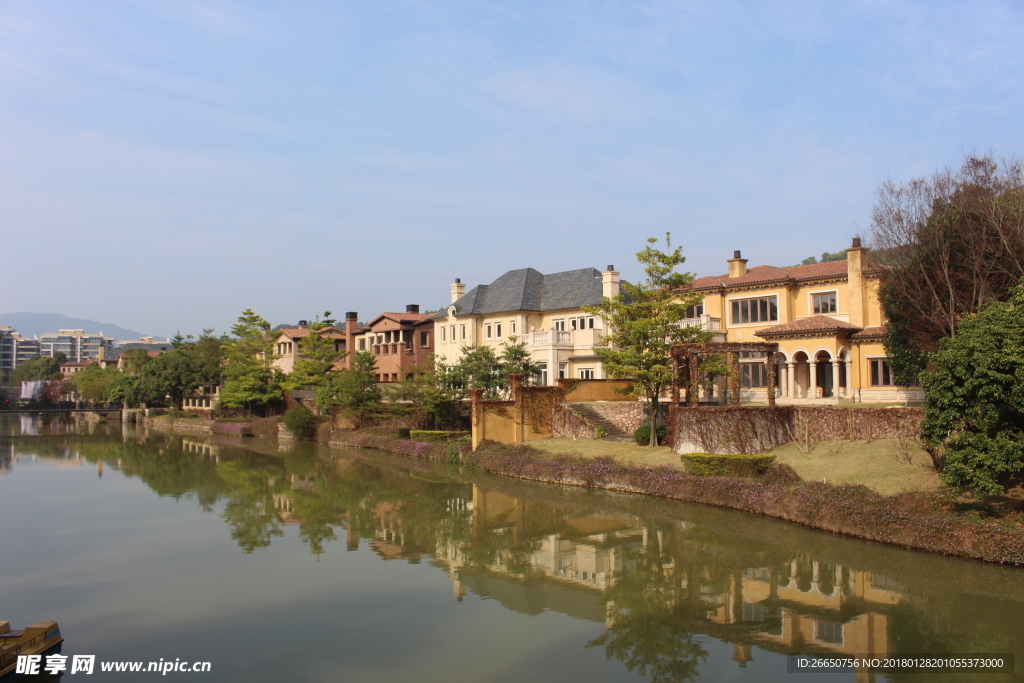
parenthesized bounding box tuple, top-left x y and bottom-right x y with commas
(670, 341, 780, 407)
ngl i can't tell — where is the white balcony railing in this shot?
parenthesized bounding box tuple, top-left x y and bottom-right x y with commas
(680, 315, 722, 331)
(527, 329, 604, 348)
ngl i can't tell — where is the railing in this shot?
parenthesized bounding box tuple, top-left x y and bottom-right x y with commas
(680, 315, 722, 331)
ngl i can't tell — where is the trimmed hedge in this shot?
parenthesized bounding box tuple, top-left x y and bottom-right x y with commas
(680, 452, 776, 477)
(409, 430, 470, 442)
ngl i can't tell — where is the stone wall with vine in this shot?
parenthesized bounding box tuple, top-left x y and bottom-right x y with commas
(552, 404, 598, 439)
(671, 406, 925, 455)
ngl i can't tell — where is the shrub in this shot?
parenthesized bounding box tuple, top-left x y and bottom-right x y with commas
(633, 424, 668, 446)
(409, 430, 470, 442)
(283, 405, 317, 439)
(680, 452, 776, 477)
(760, 462, 802, 485)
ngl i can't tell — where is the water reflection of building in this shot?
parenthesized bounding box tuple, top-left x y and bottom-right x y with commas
(374, 484, 901, 681)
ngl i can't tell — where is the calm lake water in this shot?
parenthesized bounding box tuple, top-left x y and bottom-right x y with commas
(2, 414, 1023, 682)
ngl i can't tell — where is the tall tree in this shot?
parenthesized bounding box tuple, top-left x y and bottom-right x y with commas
(139, 350, 203, 410)
(871, 153, 1024, 383)
(12, 356, 61, 383)
(315, 351, 381, 427)
(289, 313, 346, 389)
(584, 234, 714, 446)
(390, 356, 464, 429)
(189, 329, 225, 386)
(70, 364, 119, 402)
(219, 309, 285, 415)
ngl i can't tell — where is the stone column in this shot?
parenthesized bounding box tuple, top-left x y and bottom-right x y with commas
(809, 356, 818, 399)
(845, 359, 853, 400)
(831, 360, 841, 400)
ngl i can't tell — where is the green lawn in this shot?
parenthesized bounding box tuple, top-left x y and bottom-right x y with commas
(526, 436, 941, 495)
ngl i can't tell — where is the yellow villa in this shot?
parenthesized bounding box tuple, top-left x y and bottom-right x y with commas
(435, 266, 623, 384)
(684, 238, 923, 404)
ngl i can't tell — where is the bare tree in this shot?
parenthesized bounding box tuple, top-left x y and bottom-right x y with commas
(870, 153, 1024, 382)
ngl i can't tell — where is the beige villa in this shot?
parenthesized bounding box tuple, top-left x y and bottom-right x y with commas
(682, 238, 923, 404)
(435, 266, 624, 385)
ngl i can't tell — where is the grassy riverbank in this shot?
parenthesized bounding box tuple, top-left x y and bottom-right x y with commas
(526, 436, 941, 495)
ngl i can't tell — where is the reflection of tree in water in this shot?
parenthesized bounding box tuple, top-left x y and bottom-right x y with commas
(587, 523, 710, 683)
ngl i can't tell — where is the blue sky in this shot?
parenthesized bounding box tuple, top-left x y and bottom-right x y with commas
(2, 0, 1022, 338)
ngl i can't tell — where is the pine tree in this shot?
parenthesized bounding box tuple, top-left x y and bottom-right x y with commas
(584, 234, 714, 446)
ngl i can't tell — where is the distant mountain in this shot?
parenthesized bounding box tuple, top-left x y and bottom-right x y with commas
(0, 312, 161, 341)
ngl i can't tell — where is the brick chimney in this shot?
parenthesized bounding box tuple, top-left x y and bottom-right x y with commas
(845, 237, 868, 327)
(727, 250, 748, 278)
(297, 320, 309, 329)
(406, 304, 420, 313)
(451, 278, 465, 304)
(343, 312, 359, 368)
(602, 265, 620, 299)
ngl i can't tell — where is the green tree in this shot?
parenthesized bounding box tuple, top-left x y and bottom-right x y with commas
(189, 329, 224, 386)
(70, 364, 120, 402)
(497, 335, 542, 388)
(289, 314, 346, 389)
(316, 351, 381, 427)
(139, 350, 204, 410)
(52, 351, 68, 364)
(120, 348, 152, 376)
(390, 356, 464, 429)
(445, 345, 503, 398)
(583, 234, 715, 446)
(920, 281, 1024, 494)
(219, 309, 285, 415)
(12, 356, 61, 383)
(105, 374, 151, 407)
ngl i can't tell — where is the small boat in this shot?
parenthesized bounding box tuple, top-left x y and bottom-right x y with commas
(0, 622, 63, 680)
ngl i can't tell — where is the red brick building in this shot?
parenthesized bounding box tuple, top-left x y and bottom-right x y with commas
(352, 305, 435, 383)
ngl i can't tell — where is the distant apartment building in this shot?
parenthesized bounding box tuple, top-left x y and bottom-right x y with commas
(39, 329, 114, 362)
(271, 321, 349, 375)
(0, 326, 42, 374)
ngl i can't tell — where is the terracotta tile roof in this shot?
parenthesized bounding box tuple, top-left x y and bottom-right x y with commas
(365, 312, 436, 327)
(850, 325, 886, 339)
(755, 316, 862, 337)
(687, 259, 882, 291)
(276, 326, 345, 340)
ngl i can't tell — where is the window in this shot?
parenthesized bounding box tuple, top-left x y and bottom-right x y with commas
(441, 326, 447, 342)
(741, 363, 768, 388)
(579, 368, 595, 379)
(812, 292, 837, 315)
(537, 362, 548, 385)
(358, 338, 366, 351)
(510, 320, 516, 335)
(558, 362, 567, 379)
(495, 323, 502, 338)
(450, 325, 455, 341)
(420, 332, 429, 347)
(870, 358, 895, 386)
(460, 324, 466, 340)
(485, 324, 492, 339)
(553, 319, 565, 331)
(684, 303, 705, 318)
(815, 620, 844, 645)
(730, 296, 778, 324)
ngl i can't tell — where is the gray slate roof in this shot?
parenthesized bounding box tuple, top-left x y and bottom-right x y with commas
(450, 267, 624, 316)
(103, 342, 173, 361)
